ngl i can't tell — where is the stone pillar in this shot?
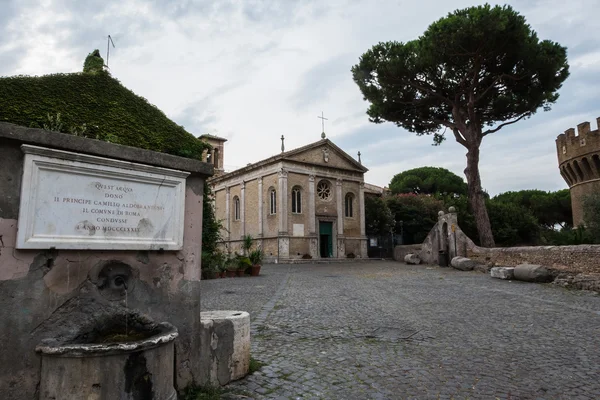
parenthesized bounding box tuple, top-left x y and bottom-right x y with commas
(240, 181, 246, 238)
(278, 168, 288, 234)
(359, 182, 366, 237)
(336, 179, 344, 234)
(336, 179, 345, 258)
(308, 174, 316, 234)
(359, 181, 367, 258)
(278, 168, 289, 260)
(257, 177, 263, 237)
(225, 186, 231, 241)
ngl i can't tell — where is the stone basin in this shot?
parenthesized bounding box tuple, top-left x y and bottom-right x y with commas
(36, 317, 178, 400)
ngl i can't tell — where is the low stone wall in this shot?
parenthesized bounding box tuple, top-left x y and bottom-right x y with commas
(393, 244, 422, 262)
(468, 245, 600, 275)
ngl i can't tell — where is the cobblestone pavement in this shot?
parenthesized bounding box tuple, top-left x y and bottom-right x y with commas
(201, 262, 600, 399)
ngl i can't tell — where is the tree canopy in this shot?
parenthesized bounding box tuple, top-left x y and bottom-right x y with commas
(365, 196, 394, 237)
(492, 189, 572, 229)
(389, 166, 467, 196)
(352, 4, 569, 247)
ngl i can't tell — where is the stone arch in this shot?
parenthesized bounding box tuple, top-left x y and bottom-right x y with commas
(592, 154, 600, 178)
(572, 160, 584, 182)
(566, 163, 579, 183)
(560, 167, 573, 186)
(213, 148, 220, 168)
(581, 157, 594, 180)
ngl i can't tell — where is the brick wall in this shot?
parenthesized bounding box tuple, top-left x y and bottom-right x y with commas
(468, 245, 600, 274)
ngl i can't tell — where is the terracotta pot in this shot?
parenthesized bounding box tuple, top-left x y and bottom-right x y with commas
(226, 270, 237, 278)
(250, 265, 261, 276)
(236, 270, 245, 277)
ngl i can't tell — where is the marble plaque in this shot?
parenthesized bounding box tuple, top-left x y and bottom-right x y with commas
(292, 224, 304, 237)
(16, 145, 189, 250)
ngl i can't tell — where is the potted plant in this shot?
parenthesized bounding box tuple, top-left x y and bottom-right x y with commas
(249, 249, 264, 276)
(225, 258, 238, 278)
(242, 234, 254, 256)
(237, 256, 252, 277)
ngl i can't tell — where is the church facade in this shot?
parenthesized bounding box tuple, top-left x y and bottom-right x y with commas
(206, 136, 369, 262)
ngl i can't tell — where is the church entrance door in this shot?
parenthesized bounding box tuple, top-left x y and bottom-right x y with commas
(319, 221, 333, 258)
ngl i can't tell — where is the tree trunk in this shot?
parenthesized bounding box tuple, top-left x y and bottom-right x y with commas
(464, 144, 496, 247)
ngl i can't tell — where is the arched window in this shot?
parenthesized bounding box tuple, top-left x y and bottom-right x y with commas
(269, 188, 277, 215)
(292, 186, 302, 214)
(345, 193, 354, 217)
(233, 196, 240, 220)
(213, 148, 219, 168)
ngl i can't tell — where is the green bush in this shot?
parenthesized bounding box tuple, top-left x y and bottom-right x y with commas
(0, 67, 208, 160)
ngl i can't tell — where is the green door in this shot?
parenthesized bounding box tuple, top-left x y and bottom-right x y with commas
(319, 221, 333, 258)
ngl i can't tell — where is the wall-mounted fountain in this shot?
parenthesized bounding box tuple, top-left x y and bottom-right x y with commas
(0, 123, 213, 399)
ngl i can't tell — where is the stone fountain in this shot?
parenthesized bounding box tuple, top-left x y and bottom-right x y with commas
(0, 123, 213, 400)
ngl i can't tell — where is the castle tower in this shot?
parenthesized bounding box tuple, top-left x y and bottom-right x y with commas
(555, 116, 600, 226)
(200, 134, 227, 176)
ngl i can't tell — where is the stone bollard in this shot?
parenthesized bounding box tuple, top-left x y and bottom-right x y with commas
(513, 264, 554, 283)
(490, 267, 515, 280)
(199, 311, 250, 386)
(404, 253, 421, 265)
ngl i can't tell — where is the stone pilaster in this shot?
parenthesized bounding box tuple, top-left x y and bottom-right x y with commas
(257, 177, 263, 237)
(359, 181, 366, 236)
(359, 182, 367, 258)
(308, 174, 316, 234)
(225, 186, 231, 241)
(336, 178, 344, 235)
(240, 181, 246, 238)
(278, 168, 288, 234)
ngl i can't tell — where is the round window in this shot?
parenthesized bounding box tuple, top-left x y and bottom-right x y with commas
(317, 180, 332, 200)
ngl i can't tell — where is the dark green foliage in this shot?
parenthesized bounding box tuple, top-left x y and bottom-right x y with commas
(486, 200, 540, 246)
(365, 196, 394, 236)
(389, 167, 467, 196)
(386, 194, 445, 244)
(202, 184, 223, 255)
(83, 49, 105, 74)
(493, 189, 572, 229)
(0, 71, 208, 160)
(351, 4, 569, 144)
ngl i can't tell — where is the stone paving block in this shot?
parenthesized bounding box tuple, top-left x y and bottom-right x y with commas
(201, 263, 600, 399)
(490, 266, 515, 280)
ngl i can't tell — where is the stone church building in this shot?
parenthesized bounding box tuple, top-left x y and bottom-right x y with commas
(204, 134, 369, 262)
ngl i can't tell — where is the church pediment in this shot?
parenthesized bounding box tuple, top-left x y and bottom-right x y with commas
(284, 140, 368, 172)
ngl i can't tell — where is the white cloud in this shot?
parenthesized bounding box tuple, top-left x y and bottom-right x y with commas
(1, 0, 599, 196)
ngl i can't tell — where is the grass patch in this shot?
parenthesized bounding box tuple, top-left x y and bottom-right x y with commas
(181, 385, 224, 400)
(249, 356, 266, 374)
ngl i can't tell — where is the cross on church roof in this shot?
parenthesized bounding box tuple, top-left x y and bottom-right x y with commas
(318, 111, 328, 139)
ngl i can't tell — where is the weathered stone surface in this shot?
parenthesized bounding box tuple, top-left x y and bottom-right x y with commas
(553, 273, 600, 292)
(200, 311, 250, 386)
(17, 145, 188, 251)
(451, 256, 479, 271)
(490, 267, 515, 280)
(513, 264, 554, 283)
(203, 263, 600, 399)
(404, 253, 421, 265)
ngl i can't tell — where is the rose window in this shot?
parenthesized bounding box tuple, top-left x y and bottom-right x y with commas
(317, 180, 332, 200)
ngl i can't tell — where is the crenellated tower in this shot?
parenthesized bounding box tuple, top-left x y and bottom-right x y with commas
(555, 116, 600, 226)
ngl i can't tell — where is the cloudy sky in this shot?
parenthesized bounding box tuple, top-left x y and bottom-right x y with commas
(1, 0, 599, 195)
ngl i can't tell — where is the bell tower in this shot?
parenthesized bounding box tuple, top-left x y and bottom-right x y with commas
(200, 134, 227, 176)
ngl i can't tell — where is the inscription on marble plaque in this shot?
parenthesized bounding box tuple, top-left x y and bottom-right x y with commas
(16, 145, 189, 250)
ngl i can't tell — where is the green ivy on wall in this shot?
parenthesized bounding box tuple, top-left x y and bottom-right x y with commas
(0, 67, 208, 160)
